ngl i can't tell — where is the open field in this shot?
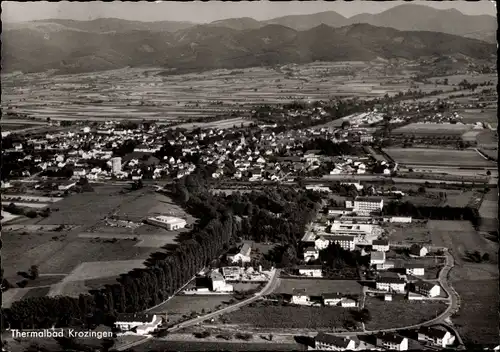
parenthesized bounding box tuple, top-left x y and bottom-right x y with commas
(384, 148, 496, 168)
(274, 279, 363, 296)
(174, 117, 252, 131)
(458, 109, 498, 124)
(478, 189, 498, 231)
(452, 279, 499, 346)
(221, 304, 361, 330)
(384, 222, 430, 244)
(364, 296, 447, 330)
(134, 340, 306, 352)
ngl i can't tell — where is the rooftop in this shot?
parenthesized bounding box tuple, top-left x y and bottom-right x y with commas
(315, 333, 353, 348)
(116, 313, 156, 323)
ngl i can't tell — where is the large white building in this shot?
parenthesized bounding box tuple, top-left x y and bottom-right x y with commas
(414, 281, 441, 297)
(227, 243, 252, 264)
(376, 333, 408, 351)
(418, 327, 455, 348)
(298, 265, 323, 277)
(146, 216, 187, 231)
(315, 333, 356, 351)
(210, 270, 233, 292)
(376, 277, 406, 293)
(346, 196, 384, 214)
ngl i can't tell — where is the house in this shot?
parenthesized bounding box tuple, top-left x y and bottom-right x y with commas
(418, 326, 455, 347)
(115, 313, 162, 335)
(322, 293, 343, 306)
(414, 281, 440, 297)
(210, 270, 233, 292)
(298, 265, 323, 277)
(376, 277, 406, 293)
(409, 244, 428, 257)
(227, 243, 252, 264)
(370, 251, 386, 265)
(221, 266, 241, 281)
(314, 333, 356, 351)
(291, 288, 310, 305)
(340, 297, 358, 308)
(376, 333, 408, 351)
(372, 239, 390, 252)
(404, 263, 425, 276)
(303, 246, 319, 262)
(327, 207, 352, 216)
(146, 216, 187, 231)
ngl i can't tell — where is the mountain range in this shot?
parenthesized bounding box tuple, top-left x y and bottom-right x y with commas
(2, 4, 496, 74)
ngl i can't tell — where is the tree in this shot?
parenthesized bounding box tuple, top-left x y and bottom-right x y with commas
(482, 253, 490, 261)
(486, 170, 491, 176)
(29, 265, 39, 280)
(341, 121, 351, 130)
(443, 78, 449, 85)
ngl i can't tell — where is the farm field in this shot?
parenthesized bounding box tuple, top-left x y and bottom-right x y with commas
(364, 296, 447, 330)
(273, 278, 363, 296)
(478, 189, 498, 231)
(384, 148, 496, 167)
(458, 109, 498, 124)
(221, 304, 361, 330)
(452, 279, 499, 346)
(383, 222, 430, 244)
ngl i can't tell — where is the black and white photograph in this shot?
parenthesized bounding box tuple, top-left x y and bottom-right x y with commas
(1, 1, 498, 351)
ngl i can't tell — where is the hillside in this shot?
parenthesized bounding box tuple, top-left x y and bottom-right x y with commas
(2, 22, 496, 74)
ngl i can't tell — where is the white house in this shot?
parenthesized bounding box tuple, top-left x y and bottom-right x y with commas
(351, 196, 384, 214)
(322, 293, 343, 306)
(325, 235, 356, 251)
(314, 236, 330, 250)
(410, 244, 428, 257)
(372, 239, 390, 252)
(370, 251, 386, 265)
(414, 281, 441, 297)
(340, 297, 358, 308)
(303, 246, 319, 262)
(146, 216, 187, 231)
(291, 289, 310, 305)
(418, 326, 455, 348)
(115, 313, 162, 335)
(376, 277, 406, 293)
(315, 333, 356, 351)
(405, 264, 425, 276)
(298, 265, 323, 277)
(210, 270, 233, 292)
(227, 243, 252, 264)
(376, 333, 408, 351)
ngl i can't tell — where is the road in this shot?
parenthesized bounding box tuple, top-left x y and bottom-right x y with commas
(168, 269, 280, 333)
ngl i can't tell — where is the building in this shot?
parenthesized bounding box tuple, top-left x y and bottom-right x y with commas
(111, 157, 122, 173)
(315, 236, 330, 250)
(328, 207, 352, 216)
(210, 270, 233, 292)
(376, 259, 403, 271)
(360, 135, 374, 143)
(370, 251, 386, 265)
(385, 294, 393, 301)
(417, 326, 455, 348)
(298, 265, 323, 277)
(340, 297, 358, 308)
(304, 246, 319, 262)
(322, 293, 344, 306)
(146, 216, 187, 231)
(376, 277, 406, 293)
(414, 281, 441, 297)
(315, 333, 356, 351)
(324, 235, 356, 251)
(376, 333, 408, 351)
(221, 266, 241, 281)
(58, 181, 76, 191)
(405, 263, 425, 276)
(291, 288, 310, 305)
(389, 216, 412, 223)
(372, 239, 390, 252)
(349, 196, 384, 214)
(115, 313, 162, 335)
(409, 244, 428, 257)
(227, 243, 252, 264)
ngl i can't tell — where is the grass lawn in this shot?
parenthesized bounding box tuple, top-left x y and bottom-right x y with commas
(364, 296, 447, 330)
(383, 148, 495, 167)
(274, 279, 363, 296)
(221, 304, 361, 330)
(452, 279, 499, 346)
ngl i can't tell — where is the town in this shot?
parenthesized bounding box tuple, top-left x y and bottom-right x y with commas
(1, 2, 498, 352)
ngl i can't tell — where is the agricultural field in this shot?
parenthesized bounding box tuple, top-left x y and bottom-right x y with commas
(221, 303, 361, 330)
(452, 279, 499, 346)
(174, 117, 252, 131)
(458, 109, 498, 124)
(364, 296, 447, 330)
(274, 279, 362, 296)
(478, 189, 498, 231)
(384, 148, 495, 168)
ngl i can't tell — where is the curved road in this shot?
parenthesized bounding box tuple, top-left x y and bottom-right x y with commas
(168, 269, 280, 333)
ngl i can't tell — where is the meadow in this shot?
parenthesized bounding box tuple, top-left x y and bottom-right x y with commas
(274, 278, 363, 296)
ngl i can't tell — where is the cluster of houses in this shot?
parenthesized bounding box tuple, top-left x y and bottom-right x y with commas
(285, 289, 359, 308)
(311, 326, 455, 351)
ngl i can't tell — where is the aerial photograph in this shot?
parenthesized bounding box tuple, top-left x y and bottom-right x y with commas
(0, 1, 498, 351)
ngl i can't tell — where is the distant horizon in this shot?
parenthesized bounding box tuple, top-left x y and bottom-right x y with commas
(2, 1, 496, 24)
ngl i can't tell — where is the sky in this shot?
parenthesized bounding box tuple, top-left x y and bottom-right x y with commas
(1, 1, 496, 23)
